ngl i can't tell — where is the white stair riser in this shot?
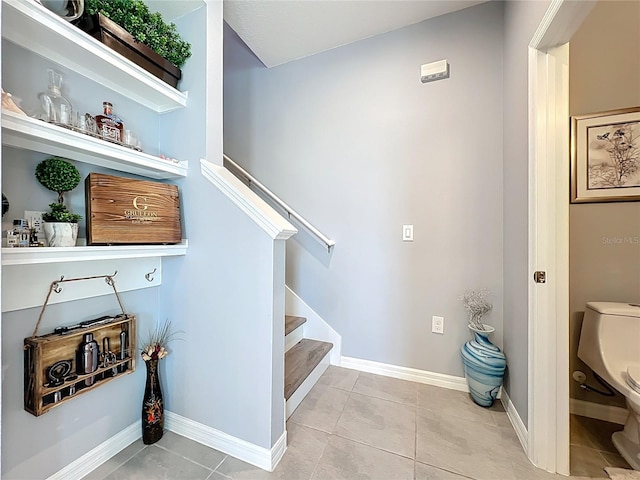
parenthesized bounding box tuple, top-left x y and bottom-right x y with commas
(285, 324, 304, 353)
(285, 351, 330, 419)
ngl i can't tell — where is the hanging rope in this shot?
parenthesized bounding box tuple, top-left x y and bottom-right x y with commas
(31, 271, 126, 338)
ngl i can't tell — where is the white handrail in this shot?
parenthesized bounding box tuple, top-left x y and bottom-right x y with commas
(223, 155, 336, 252)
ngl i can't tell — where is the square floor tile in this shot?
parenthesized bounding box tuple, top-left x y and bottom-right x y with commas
(334, 392, 416, 458)
(311, 435, 414, 480)
(81, 440, 147, 480)
(156, 431, 227, 470)
(103, 445, 212, 480)
(289, 384, 350, 433)
(215, 424, 329, 480)
(415, 462, 471, 479)
(416, 411, 516, 479)
(352, 372, 418, 405)
(417, 384, 497, 426)
(570, 445, 609, 478)
(317, 366, 359, 391)
(570, 414, 623, 453)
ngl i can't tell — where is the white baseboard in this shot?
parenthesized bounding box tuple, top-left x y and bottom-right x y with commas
(286, 352, 330, 419)
(286, 286, 341, 364)
(570, 398, 628, 425)
(340, 356, 469, 392)
(165, 411, 287, 472)
(501, 388, 528, 453)
(47, 420, 141, 480)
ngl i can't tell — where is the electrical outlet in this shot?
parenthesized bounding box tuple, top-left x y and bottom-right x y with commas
(432, 316, 444, 334)
(24, 211, 46, 234)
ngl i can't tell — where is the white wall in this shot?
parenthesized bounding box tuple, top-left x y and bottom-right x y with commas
(224, 2, 504, 378)
(502, 0, 552, 427)
(568, 0, 640, 408)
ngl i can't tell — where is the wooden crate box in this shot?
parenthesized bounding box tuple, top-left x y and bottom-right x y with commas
(86, 173, 181, 245)
(24, 315, 136, 417)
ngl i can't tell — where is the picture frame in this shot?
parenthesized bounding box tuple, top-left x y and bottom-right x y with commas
(571, 107, 640, 203)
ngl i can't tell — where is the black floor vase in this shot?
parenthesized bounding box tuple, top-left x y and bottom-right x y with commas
(142, 358, 164, 444)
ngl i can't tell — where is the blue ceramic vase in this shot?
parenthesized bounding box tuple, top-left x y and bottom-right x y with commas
(460, 325, 506, 407)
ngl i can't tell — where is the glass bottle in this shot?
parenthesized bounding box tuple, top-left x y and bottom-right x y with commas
(7, 219, 29, 248)
(95, 102, 124, 143)
(39, 69, 72, 125)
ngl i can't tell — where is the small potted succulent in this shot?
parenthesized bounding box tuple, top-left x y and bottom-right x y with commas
(35, 157, 82, 247)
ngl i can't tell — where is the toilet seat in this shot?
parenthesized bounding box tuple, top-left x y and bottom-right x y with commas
(627, 365, 640, 394)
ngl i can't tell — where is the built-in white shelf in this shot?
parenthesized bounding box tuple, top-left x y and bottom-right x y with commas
(2, 111, 188, 179)
(1, 240, 188, 266)
(1, 0, 188, 113)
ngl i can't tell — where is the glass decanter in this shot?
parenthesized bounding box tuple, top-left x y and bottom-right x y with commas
(39, 69, 72, 125)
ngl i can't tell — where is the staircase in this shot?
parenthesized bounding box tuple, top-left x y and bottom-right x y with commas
(284, 315, 333, 418)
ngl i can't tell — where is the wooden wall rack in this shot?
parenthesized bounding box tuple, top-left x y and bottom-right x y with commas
(23, 273, 136, 416)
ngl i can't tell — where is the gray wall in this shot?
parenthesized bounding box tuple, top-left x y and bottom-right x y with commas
(501, 0, 552, 427)
(1, 289, 159, 479)
(568, 0, 640, 408)
(2, 1, 286, 474)
(224, 2, 505, 378)
(1, 17, 163, 480)
(159, 5, 285, 449)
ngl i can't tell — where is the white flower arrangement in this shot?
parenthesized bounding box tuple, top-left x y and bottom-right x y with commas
(140, 319, 181, 361)
(460, 289, 493, 331)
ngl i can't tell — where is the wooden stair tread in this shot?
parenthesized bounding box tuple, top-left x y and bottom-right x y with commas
(285, 339, 332, 400)
(285, 315, 307, 336)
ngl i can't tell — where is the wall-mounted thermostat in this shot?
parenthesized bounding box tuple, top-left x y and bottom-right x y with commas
(421, 59, 449, 83)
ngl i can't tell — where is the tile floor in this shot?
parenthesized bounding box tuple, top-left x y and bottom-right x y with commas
(569, 414, 630, 477)
(83, 367, 634, 480)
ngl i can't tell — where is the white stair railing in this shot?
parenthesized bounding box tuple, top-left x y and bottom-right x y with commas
(223, 155, 335, 252)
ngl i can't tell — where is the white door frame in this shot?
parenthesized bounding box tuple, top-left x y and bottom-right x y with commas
(528, 0, 596, 475)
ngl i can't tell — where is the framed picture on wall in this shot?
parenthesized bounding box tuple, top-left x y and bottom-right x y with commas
(571, 107, 640, 203)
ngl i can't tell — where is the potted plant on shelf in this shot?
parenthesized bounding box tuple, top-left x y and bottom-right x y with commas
(77, 0, 191, 87)
(459, 289, 506, 408)
(35, 157, 82, 247)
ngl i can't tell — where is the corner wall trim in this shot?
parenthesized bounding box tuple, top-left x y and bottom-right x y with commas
(200, 159, 297, 241)
(340, 356, 468, 392)
(501, 389, 528, 453)
(570, 399, 628, 425)
(47, 420, 141, 480)
(165, 411, 287, 472)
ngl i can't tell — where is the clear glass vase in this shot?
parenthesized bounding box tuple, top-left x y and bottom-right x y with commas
(39, 69, 72, 126)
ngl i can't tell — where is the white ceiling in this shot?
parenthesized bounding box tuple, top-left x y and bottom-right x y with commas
(223, 0, 487, 67)
(147, 1, 487, 68)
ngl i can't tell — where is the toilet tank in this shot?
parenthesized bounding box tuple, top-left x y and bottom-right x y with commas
(578, 302, 640, 378)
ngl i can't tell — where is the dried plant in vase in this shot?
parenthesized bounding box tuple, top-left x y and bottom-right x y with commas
(460, 289, 493, 332)
(139, 319, 182, 445)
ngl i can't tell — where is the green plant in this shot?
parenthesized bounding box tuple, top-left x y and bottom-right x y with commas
(35, 157, 81, 204)
(85, 0, 192, 68)
(35, 157, 82, 223)
(42, 203, 82, 223)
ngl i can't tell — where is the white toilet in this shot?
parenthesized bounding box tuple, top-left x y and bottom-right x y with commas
(578, 301, 640, 470)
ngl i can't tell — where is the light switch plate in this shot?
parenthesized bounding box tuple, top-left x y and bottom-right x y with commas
(402, 224, 414, 242)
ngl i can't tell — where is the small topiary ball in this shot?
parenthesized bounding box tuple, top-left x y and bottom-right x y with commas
(35, 157, 81, 204)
